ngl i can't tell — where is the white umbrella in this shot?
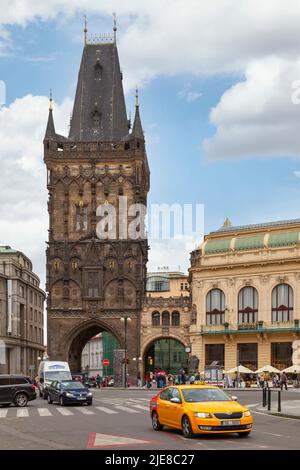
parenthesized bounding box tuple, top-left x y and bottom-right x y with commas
(226, 366, 254, 374)
(282, 365, 300, 373)
(255, 365, 280, 374)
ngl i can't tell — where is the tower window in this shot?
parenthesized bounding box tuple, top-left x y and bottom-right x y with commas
(86, 272, 99, 298)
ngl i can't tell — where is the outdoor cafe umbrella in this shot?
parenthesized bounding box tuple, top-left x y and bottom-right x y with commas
(226, 366, 254, 374)
(255, 365, 280, 374)
(282, 364, 300, 373)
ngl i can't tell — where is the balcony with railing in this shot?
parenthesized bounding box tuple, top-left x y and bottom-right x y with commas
(200, 319, 300, 334)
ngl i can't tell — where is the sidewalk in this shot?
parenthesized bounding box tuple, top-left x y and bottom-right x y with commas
(256, 399, 300, 419)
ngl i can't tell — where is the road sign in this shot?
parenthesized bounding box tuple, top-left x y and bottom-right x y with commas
(102, 359, 110, 366)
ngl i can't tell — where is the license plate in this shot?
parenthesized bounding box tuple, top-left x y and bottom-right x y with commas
(221, 420, 240, 426)
(77, 397, 86, 400)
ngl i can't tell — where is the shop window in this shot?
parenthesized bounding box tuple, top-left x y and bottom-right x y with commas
(205, 344, 224, 367)
(237, 343, 258, 370)
(271, 342, 292, 370)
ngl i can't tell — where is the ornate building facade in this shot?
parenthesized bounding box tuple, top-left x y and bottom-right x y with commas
(0, 246, 45, 374)
(189, 219, 300, 372)
(140, 271, 192, 375)
(44, 26, 149, 382)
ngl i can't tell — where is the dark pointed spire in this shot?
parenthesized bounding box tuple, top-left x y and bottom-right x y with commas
(69, 41, 128, 141)
(44, 90, 56, 140)
(131, 86, 144, 139)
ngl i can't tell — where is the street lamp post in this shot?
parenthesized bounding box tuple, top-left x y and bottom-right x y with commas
(120, 317, 131, 388)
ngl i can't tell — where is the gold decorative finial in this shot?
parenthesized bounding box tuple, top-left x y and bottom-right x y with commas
(49, 89, 53, 111)
(113, 12, 117, 45)
(135, 85, 139, 107)
(84, 15, 88, 46)
(223, 217, 232, 227)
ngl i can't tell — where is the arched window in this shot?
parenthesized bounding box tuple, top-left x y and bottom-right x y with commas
(206, 289, 225, 325)
(272, 284, 293, 322)
(171, 311, 180, 326)
(238, 286, 258, 324)
(152, 311, 160, 326)
(162, 311, 170, 326)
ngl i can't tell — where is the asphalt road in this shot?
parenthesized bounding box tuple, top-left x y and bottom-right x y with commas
(0, 389, 300, 450)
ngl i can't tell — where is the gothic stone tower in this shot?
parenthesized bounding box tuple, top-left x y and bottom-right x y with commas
(44, 29, 150, 382)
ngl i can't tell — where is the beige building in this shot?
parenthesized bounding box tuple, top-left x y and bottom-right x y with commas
(189, 219, 300, 372)
(0, 246, 45, 375)
(140, 271, 192, 376)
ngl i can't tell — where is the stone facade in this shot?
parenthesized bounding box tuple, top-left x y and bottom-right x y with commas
(0, 246, 45, 375)
(45, 37, 149, 383)
(189, 219, 300, 372)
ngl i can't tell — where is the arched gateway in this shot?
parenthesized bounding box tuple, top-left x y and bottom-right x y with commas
(44, 29, 150, 385)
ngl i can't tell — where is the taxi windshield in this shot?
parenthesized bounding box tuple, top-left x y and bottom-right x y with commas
(182, 388, 231, 403)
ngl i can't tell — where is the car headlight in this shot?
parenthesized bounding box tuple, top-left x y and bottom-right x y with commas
(87, 392, 93, 396)
(194, 412, 212, 418)
(244, 410, 251, 417)
(65, 392, 73, 397)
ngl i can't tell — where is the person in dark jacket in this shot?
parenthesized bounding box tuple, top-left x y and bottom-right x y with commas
(280, 372, 288, 391)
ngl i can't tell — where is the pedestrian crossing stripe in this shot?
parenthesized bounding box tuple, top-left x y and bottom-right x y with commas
(17, 409, 29, 418)
(37, 408, 52, 416)
(0, 402, 150, 418)
(95, 406, 118, 414)
(56, 407, 74, 416)
(114, 405, 140, 414)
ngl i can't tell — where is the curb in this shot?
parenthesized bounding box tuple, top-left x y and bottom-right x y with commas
(254, 407, 300, 420)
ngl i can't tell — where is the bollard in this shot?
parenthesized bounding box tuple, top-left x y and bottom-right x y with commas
(262, 387, 266, 407)
(278, 390, 281, 412)
(267, 389, 271, 410)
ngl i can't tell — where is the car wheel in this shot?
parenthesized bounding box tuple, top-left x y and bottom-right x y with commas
(59, 396, 65, 406)
(47, 394, 53, 404)
(152, 411, 163, 431)
(14, 393, 28, 408)
(238, 431, 251, 438)
(182, 415, 194, 438)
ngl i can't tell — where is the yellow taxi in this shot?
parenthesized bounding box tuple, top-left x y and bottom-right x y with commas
(149, 385, 253, 438)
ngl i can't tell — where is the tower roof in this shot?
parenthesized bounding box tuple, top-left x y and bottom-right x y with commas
(69, 43, 128, 142)
(131, 88, 144, 139)
(44, 107, 56, 140)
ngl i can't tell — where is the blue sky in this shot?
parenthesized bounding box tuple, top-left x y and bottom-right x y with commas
(1, 2, 300, 280)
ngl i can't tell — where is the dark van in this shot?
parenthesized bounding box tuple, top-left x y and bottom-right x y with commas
(0, 375, 37, 407)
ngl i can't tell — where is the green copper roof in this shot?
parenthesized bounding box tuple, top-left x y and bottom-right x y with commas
(205, 238, 231, 254)
(268, 231, 299, 248)
(235, 234, 264, 251)
(203, 230, 300, 254)
(0, 246, 18, 253)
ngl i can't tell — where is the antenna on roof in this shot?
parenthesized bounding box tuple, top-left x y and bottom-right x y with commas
(113, 12, 117, 45)
(49, 89, 53, 111)
(84, 15, 88, 46)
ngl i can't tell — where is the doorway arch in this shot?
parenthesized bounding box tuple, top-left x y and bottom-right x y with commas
(65, 319, 122, 375)
(143, 337, 188, 377)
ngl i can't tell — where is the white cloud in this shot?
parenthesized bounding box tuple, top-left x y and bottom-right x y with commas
(148, 237, 197, 274)
(0, 95, 73, 286)
(203, 57, 300, 159)
(294, 171, 300, 177)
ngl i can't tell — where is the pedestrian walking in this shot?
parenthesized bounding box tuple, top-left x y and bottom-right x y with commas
(137, 371, 142, 388)
(96, 374, 102, 389)
(180, 370, 186, 385)
(189, 374, 195, 384)
(292, 371, 298, 388)
(280, 372, 288, 391)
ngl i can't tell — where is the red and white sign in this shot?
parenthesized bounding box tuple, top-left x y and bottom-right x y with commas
(102, 359, 110, 366)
